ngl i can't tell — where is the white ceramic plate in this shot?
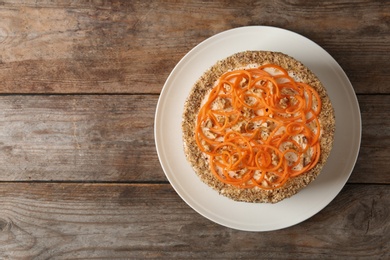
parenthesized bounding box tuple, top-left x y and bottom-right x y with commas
(154, 26, 361, 231)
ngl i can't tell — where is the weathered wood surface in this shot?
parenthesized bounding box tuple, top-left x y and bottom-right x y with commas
(0, 95, 388, 184)
(0, 95, 159, 182)
(351, 95, 390, 184)
(0, 1, 388, 94)
(0, 0, 389, 259)
(0, 183, 389, 259)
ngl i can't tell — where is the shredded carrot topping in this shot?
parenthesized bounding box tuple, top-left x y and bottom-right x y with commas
(195, 64, 322, 190)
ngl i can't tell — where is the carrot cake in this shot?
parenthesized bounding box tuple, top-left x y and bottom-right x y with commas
(182, 51, 335, 203)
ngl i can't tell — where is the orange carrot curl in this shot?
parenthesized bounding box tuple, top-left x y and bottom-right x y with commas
(195, 64, 322, 190)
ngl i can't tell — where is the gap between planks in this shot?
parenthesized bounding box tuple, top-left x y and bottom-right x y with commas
(0, 181, 387, 186)
(0, 92, 161, 96)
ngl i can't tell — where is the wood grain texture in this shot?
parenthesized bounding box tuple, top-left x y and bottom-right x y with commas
(0, 183, 388, 259)
(0, 94, 388, 184)
(349, 94, 390, 184)
(0, 0, 388, 94)
(0, 95, 163, 182)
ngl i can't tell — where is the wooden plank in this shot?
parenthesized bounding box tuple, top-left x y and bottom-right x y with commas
(0, 183, 388, 259)
(0, 95, 164, 182)
(349, 94, 390, 183)
(0, 94, 388, 184)
(0, 1, 388, 94)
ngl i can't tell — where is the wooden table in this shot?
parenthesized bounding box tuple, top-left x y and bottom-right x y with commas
(0, 1, 388, 258)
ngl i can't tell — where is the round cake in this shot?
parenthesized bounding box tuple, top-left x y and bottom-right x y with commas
(182, 51, 335, 203)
